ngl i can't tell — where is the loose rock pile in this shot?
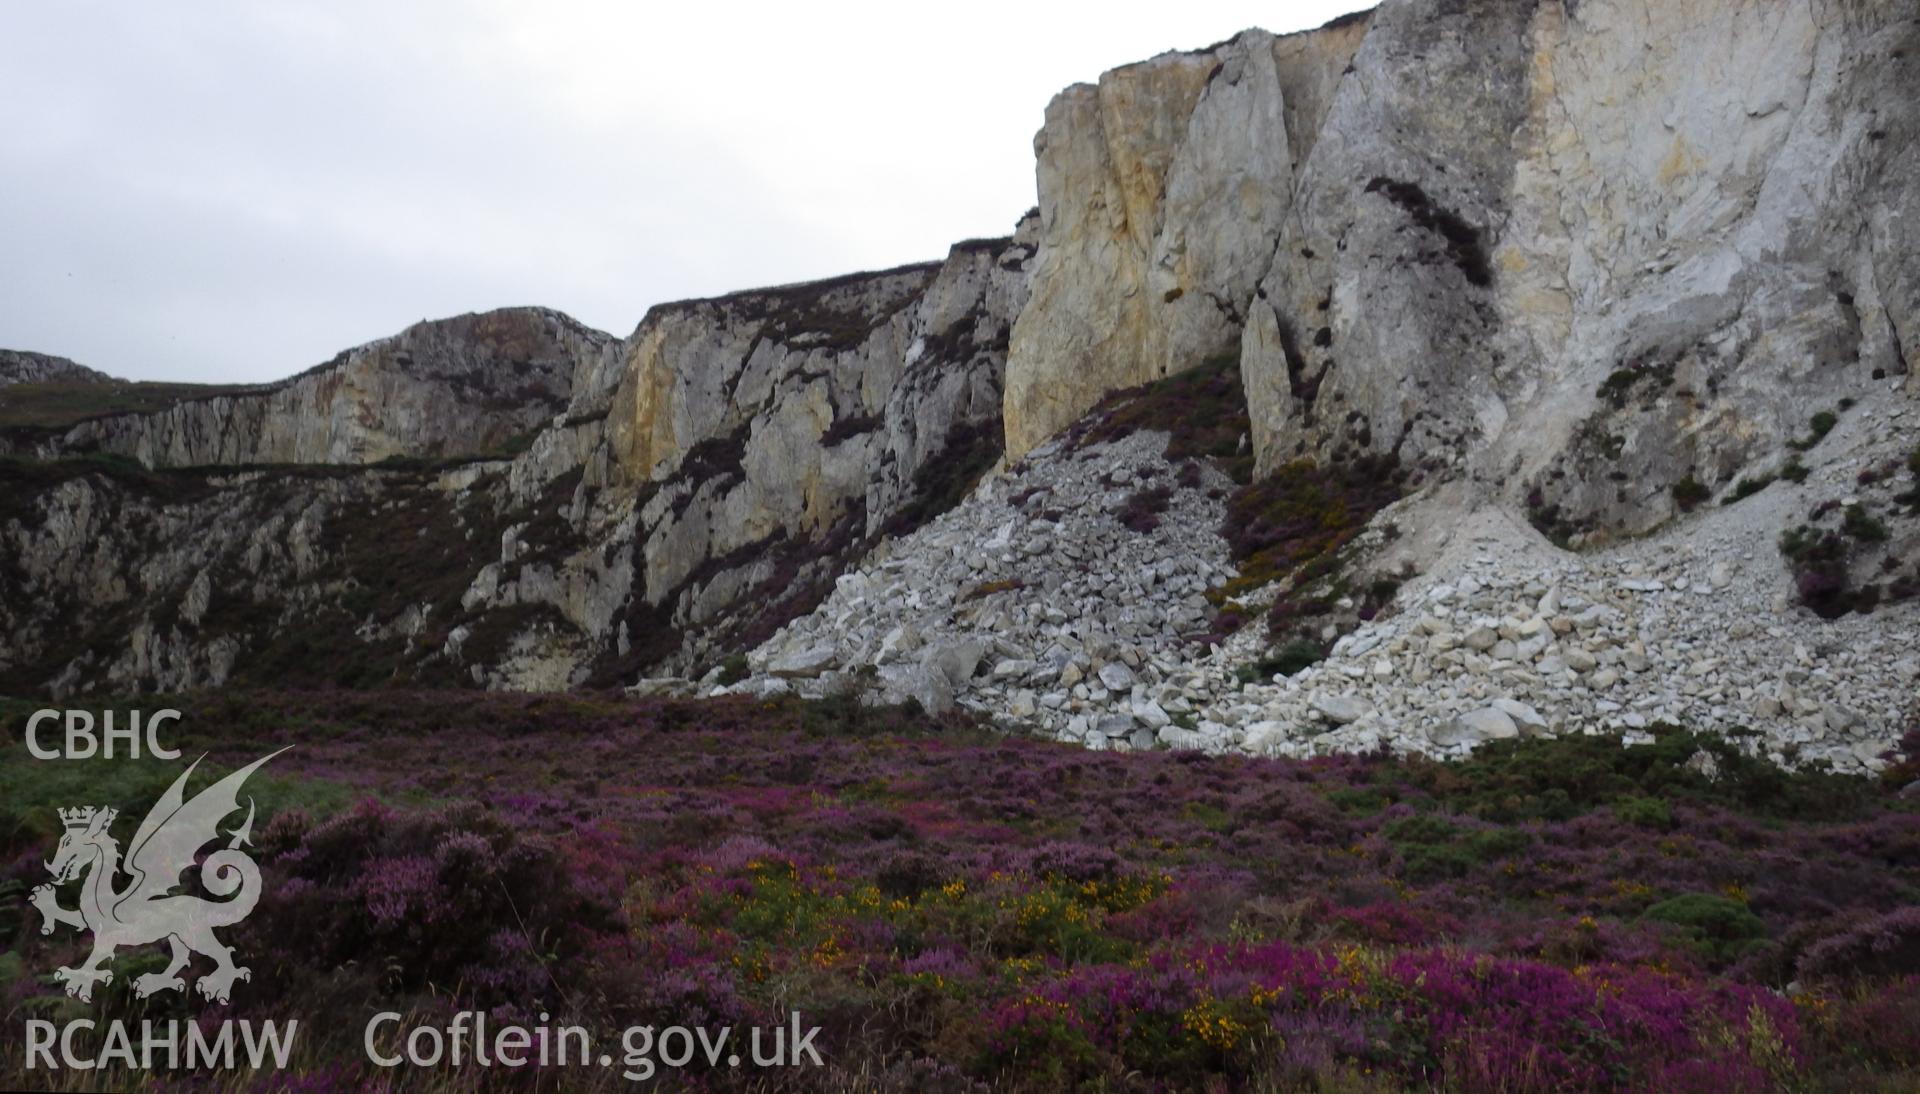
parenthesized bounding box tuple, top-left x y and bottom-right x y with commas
(708, 427, 1916, 773)
(737, 431, 1237, 742)
(1216, 508, 1917, 773)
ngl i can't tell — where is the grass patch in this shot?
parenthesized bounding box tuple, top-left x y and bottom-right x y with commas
(0, 379, 263, 433)
(0, 701, 371, 847)
(0, 453, 220, 526)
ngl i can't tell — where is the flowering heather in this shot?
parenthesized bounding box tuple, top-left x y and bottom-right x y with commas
(2, 691, 1916, 1090)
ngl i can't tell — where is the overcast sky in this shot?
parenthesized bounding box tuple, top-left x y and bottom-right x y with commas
(2, 1, 1363, 383)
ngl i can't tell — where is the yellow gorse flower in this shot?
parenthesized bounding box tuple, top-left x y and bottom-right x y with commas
(1180, 995, 1247, 1051)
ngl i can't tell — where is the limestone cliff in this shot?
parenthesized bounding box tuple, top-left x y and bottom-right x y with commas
(0, 350, 114, 386)
(0, 225, 1033, 696)
(1004, 15, 1370, 458)
(43, 308, 613, 467)
(598, 225, 1034, 670)
(1005, 0, 1917, 549)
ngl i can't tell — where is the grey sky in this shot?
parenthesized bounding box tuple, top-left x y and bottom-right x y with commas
(2, 1, 1362, 383)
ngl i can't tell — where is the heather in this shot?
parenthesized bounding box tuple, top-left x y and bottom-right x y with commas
(1063, 349, 1256, 484)
(3, 693, 1918, 1090)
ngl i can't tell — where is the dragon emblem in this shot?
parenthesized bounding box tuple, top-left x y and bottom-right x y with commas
(30, 749, 286, 1004)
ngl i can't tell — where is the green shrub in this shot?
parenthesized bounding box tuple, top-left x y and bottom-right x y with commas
(1780, 524, 1822, 561)
(1596, 361, 1674, 409)
(1723, 475, 1774, 505)
(1400, 842, 1476, 883)
(1386, 815, 1461, 845)
(1790, 410, 1841, 452)
(1671, 476, 1712, 511)
(1613, 795, 1673, 830)
(1268, 638, 1326, 677)
(1235, 639, 1326, 686)
(1897, 448, 1920, 513)
(1367, 577, 1402, 606)
(1641, 893, 1767, 965)
(1209, 456, 1404, 612)
(1781, 523, 1874, 618)
(1842, 504, 1889, 543)
(1465, 828, 1532, 862)
(717, 652, 751, 685)
(1598, 369, 1640, 406)
(1068, 349, 1255, 482)
(1327, 787, 1388, 816)
(879, 419, 1001, 538)
(1395, 725, 1880, 825)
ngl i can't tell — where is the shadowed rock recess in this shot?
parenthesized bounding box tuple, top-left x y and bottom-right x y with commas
(1, 0, 1914, 773)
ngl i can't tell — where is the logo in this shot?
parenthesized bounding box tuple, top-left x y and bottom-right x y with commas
(30, 749, 287, 1004)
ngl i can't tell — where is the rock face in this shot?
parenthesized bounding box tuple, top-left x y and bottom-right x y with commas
(599, 225, 1036, 669)
(1004, 18, 1369, 459)
(39, 308, 611, 467)
(0, 350, 114, 386)
(0, 226, 1035, 696)
(1005, 0, 1918, 548)
(0, 459, 592, 696)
